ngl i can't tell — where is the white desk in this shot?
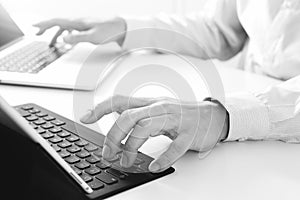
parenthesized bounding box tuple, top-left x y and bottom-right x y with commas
(1, 52, 299, 200)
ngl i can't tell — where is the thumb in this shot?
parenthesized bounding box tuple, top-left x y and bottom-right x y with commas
(63, 31, 92, 44)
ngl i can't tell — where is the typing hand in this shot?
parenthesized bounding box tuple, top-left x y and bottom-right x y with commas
(80, 95, 228, 173)
(33, 17, 127, 46)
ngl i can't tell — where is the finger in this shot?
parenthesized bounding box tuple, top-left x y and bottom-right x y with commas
(80, 95, 156, 124)
(121, 115, 177, 167)
(62, 30, 93, 45)
(49, 29, 64, 47)
(34, 18, 90, 35)
(102, 103, 174, 160)
(149, 133, 191, 172)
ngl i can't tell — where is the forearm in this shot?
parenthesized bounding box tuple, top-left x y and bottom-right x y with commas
(121, 0, 247, 60)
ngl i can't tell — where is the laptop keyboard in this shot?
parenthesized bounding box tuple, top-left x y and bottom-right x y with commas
(15, 103, 175, 198)
(0, 41, 70, 73)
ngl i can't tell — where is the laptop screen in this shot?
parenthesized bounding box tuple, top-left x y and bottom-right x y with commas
(0, 4, 24, 48)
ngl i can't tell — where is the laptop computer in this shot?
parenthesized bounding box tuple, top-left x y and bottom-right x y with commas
(0, 3, 110, 90)
(0, 94, 175, 199)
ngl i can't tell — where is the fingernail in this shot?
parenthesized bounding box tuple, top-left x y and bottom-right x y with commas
(102, 145, 111, 158)
(80, 110, 92, 123)
(149, 162, 160, 172)
(121, 152, 129, 167)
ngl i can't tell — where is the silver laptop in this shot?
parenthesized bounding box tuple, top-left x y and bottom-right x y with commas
(0, 4, 107, 90)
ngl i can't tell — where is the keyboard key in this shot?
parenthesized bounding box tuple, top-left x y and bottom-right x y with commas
(58, 140, 72, 148)
(44, 116, 55, 121)
(105, 155, 120, 163)
(26, 115, 38, 121)
(66, 135, 80, 142)
(96, 172, 118, 185)
(85, 166, 101, 175)
(29, 108, 40, 114)
(86, 155, 101, 164)
(49, 136, 63, 144)
(36, 127, 46, 134)
(22, 105, 33, 110)
(59, 150, 71, 158)
(106, 168, 127, 179)
(81, 173, 93, 183)
(29, 123, 38, 129)
(67, 145, 81, 153)
(75, 140, 89, 147)
(75, 161, 90, 170)
(57, 130, 70, 137)
(51, 144, 61, 152)
(36, 112, 48, 117)
(65, 156, 80, 164)
(76, 150, 91, 158)
(33, 119, 46, 125)
(71, 166, 82, 175)
(84, 144, 98, 152)
(93, 150, 103, 158)
(51, 120, 65, 126)
(41, 123, 54, 129)
(41, 132, 54, 139)
(88, 179, 104, 190)
(17, 109, 31, 117)
(49, 127, 62, 133)
(96, 161, 111, 170)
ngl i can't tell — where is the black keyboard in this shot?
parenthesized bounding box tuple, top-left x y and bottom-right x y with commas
(0, 41, 70, 73)
(15, 103, 175, 199)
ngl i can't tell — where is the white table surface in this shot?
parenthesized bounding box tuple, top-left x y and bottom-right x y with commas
(2, 49, 300, 200)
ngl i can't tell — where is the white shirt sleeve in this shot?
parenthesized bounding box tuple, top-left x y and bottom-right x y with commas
(122, 0, 247, 61)
(225, 75, 300, 143)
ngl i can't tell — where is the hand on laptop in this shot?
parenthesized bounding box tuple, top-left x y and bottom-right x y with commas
(80, 95, 228, 173)
(33, 17, 127, 46)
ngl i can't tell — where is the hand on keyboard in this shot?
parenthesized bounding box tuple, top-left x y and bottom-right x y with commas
(80, 95, 229, 173)
(33, 17, 127, 46)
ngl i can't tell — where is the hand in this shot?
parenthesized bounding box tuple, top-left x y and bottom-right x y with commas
(33, 17, 127, 46)
(80, 95, 229, 172)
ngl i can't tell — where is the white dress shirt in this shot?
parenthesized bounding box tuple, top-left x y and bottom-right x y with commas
(121, 0, 300, 143)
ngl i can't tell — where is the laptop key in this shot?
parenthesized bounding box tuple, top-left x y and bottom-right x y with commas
(41, 123, 54, 129)
(67, 145, 81, 153)
(66, 135, 80, 142)
(29, 108, 40, 114)
(51, 144, 61, 152)
(76, 150, 91, 159)
(58, 140, 72, 148)
(29, 123, 38, 129)
(65, 156, 80, 164)
(84, 144, 98, 152)
(26, 115, 38, 121)
(22, 105, 33, 110)
(36, 112, 48, 117)
(51, 120, 65, 126)
(36, 127, 46, 134)
(16, 109, 31, 117)
(44, 116, 55, 121)
(106, 168, 127, 179)
(88, 179, 104, 190)
(75, 139, 89, 147)
(86, 155, 101, 164)
(81, 173, 93, 183)
(75, 161, 90, 170)
(49, 136, 63, 144)
(41, 132, 54, 139)
(57, 130, 70, 137)
(96, 161, 111, 170)
(96, 172, 118, 185)
(33, 119, 46, 125)
(49, 127, 62, 133)
(85, 166, 101, 176)
(71, 166, 82, 175)
(59, 150, 71, 158)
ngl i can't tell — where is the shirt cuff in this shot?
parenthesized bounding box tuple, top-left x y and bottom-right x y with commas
(224, 93, 270, 141)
